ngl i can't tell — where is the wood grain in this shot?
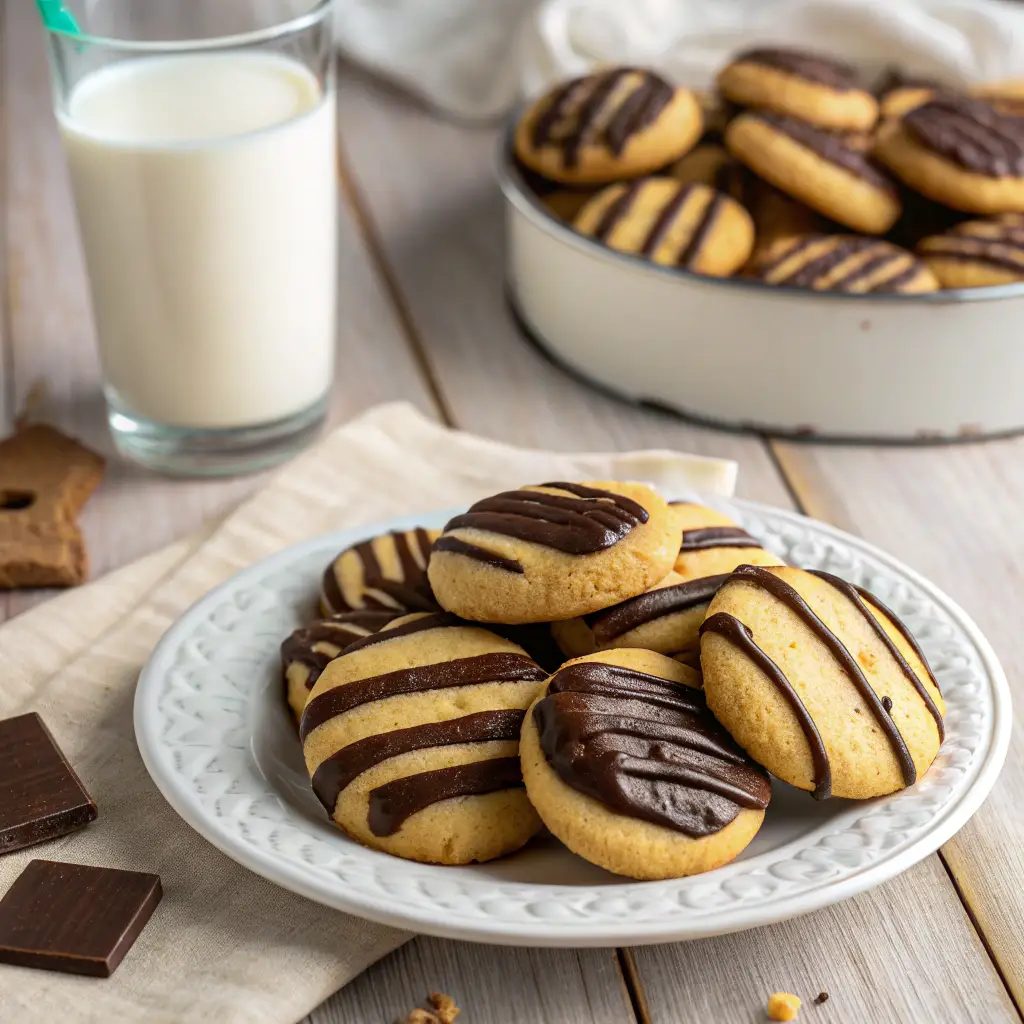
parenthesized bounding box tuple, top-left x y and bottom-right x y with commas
(332, 65, 1020, 1024)
(316, 940, 634, 1024)
(773, 436, 1024, 1013)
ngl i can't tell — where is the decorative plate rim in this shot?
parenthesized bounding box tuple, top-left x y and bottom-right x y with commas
(134, 498, 1012, 946)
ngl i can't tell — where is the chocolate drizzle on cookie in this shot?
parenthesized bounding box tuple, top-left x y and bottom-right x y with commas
(808, 571, 944, 739)
(281, 610, 402, 690)
(532, 68, 676, 168)
(584, 574, 730, 644)
(300, 650, 545, 740)
(919, 217, 1024, 274)
(680, 526, 762, 552)
(437, 483, 649, 571)
(736, 47, 860, 91)
(320, 528, 438, 616)
(534, 661, 771, 835)
(311, 709, 526, 816)
(905, 97, 1024, 177)
(754, 113, 895, 190)
(756, 235, 928, 293)
(591, 181, 726, 268)
(368, 757, 524, 837)
(700, 611, 833, 799)
(432, 536, 525, 574)
(707, 565, 919, 792)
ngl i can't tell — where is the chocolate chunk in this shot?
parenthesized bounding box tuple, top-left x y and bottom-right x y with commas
(0, 860, 162, 977)
(0, 713, 97, 853)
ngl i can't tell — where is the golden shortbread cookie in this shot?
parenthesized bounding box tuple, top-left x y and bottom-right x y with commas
(521, 649, 771, 879)
(700, 565, 946, 800)
(726, 111, 900, 234)
(515, 68, 702, 185)
(319, 527, 439, 617)
(301, 612, 548, 864)
(670, 502, 782, 581)
(918, 213, 1024, 287)
(751, 234, 940, 293)
(428, 481, 680, 624)
(574, 178, 755, 276)
(718, 47, 878, 131)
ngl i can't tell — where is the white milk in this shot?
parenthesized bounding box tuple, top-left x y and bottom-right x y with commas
(59, 53, 336, 429)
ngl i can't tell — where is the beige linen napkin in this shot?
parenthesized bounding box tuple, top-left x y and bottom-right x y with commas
(0, 403, 736, 1024)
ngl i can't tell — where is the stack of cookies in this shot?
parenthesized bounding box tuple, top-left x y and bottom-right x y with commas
(513, 51, 1024, 293)
(284, 483, 946, 881)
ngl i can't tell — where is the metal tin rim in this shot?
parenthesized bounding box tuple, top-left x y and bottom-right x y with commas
(496, 120, 1024, 306)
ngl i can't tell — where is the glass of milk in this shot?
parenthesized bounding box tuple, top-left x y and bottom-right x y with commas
(45, 0, 337, 475)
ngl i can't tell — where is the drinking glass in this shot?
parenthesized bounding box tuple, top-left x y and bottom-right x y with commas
(44, 0, 337, 475)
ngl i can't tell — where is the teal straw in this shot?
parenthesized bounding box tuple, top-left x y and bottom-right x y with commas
(35, 0, 81, 35)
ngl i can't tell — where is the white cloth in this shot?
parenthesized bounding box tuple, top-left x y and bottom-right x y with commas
(334, 0, 1024, 121)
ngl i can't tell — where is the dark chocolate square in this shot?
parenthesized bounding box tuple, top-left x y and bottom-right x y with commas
(0, 860, 162, 977)
(0, 712, 97, 853)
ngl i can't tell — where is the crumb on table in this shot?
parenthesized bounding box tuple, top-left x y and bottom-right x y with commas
(767, 991, 802, 1021)
(814, 991, 829, 1005)
(398, 992, 460, 1024)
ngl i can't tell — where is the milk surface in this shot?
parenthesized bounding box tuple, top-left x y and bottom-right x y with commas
(59, 52, 336, 429)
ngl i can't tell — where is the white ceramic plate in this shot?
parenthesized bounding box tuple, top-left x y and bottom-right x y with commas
(135, 499, 1011, 946)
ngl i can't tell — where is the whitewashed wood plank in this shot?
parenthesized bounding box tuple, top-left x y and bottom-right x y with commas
(0, 7, 438, 619)
(632, 858, 1018, 1023)
(773, 435, 1024, 1012)
(333, 67, 792, 506)
(314, 941, 634, 1024)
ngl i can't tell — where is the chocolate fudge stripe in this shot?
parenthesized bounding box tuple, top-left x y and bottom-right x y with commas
(906, 98, 1024, 176)
(920, 235, 1024, 273)
(442, 483, 649, 557)
(311, 709, 525, 813)
(281, 611, 399, 689)
(757, 113, 894, 190)
(605, 74, 675, 153)
(585, 574, 730, 643)
(535, 660, 771, 836)
(878, 261, 928, 292)
(338, 612, 463, 656)
(594, 180, 644, 241)
(677, 192, 724, 268)
(809, 571, 944, 740)
(432, 536, 525, 574)
(680, 526, 761, 552)
(737, 47, 859, 90)
(531, 77, 589, 148)
(729, 565, 917, 787)
(640, 183, 693, 257)
(856, 587, 942, 696)
(700, 612, 832, 799)
(320, 562, 345, 614)
(368, 757, 524, 836)
(830, 251, 906, 291)
(561, 69, 630, 167)
(299, 652, 545, 740)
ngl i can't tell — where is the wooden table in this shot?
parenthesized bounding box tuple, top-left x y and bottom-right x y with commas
(3, 5, 1023, 1022)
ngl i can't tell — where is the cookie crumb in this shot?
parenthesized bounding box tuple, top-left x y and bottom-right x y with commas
(882, 696, 893, 713)
(814, 991, 829, 1004)
(398, 992, 460, 1024)
(767, 991, 802, 1021)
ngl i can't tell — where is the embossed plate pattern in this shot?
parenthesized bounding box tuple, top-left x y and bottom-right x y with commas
(134, 500, 1011, 946)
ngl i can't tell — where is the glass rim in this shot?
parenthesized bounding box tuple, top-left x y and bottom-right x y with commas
(44, 0, 334, 51)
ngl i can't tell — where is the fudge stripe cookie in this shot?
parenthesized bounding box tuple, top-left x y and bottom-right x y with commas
(320, 528, 439, 616)
(515, 68, 702, 185)
(876, 98, 1024, 213)
(752, 234, 939, 293)
(725, 112, 899, 233)
(281, 610, 402, 721)
(718, 47, 878, 131)
(670, 502, 781, 582)
(428, 481, 680, 623)
(552, 572, 729, 664)
(302, 613, 548, 864)
(520, 649, 770, 879)
(918, 215, 1024, 286)
(700, 565, 944, 800)
(575, 179, 754, 275)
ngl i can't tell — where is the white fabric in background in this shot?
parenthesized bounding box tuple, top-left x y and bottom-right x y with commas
(334, 0, 1024, 121)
